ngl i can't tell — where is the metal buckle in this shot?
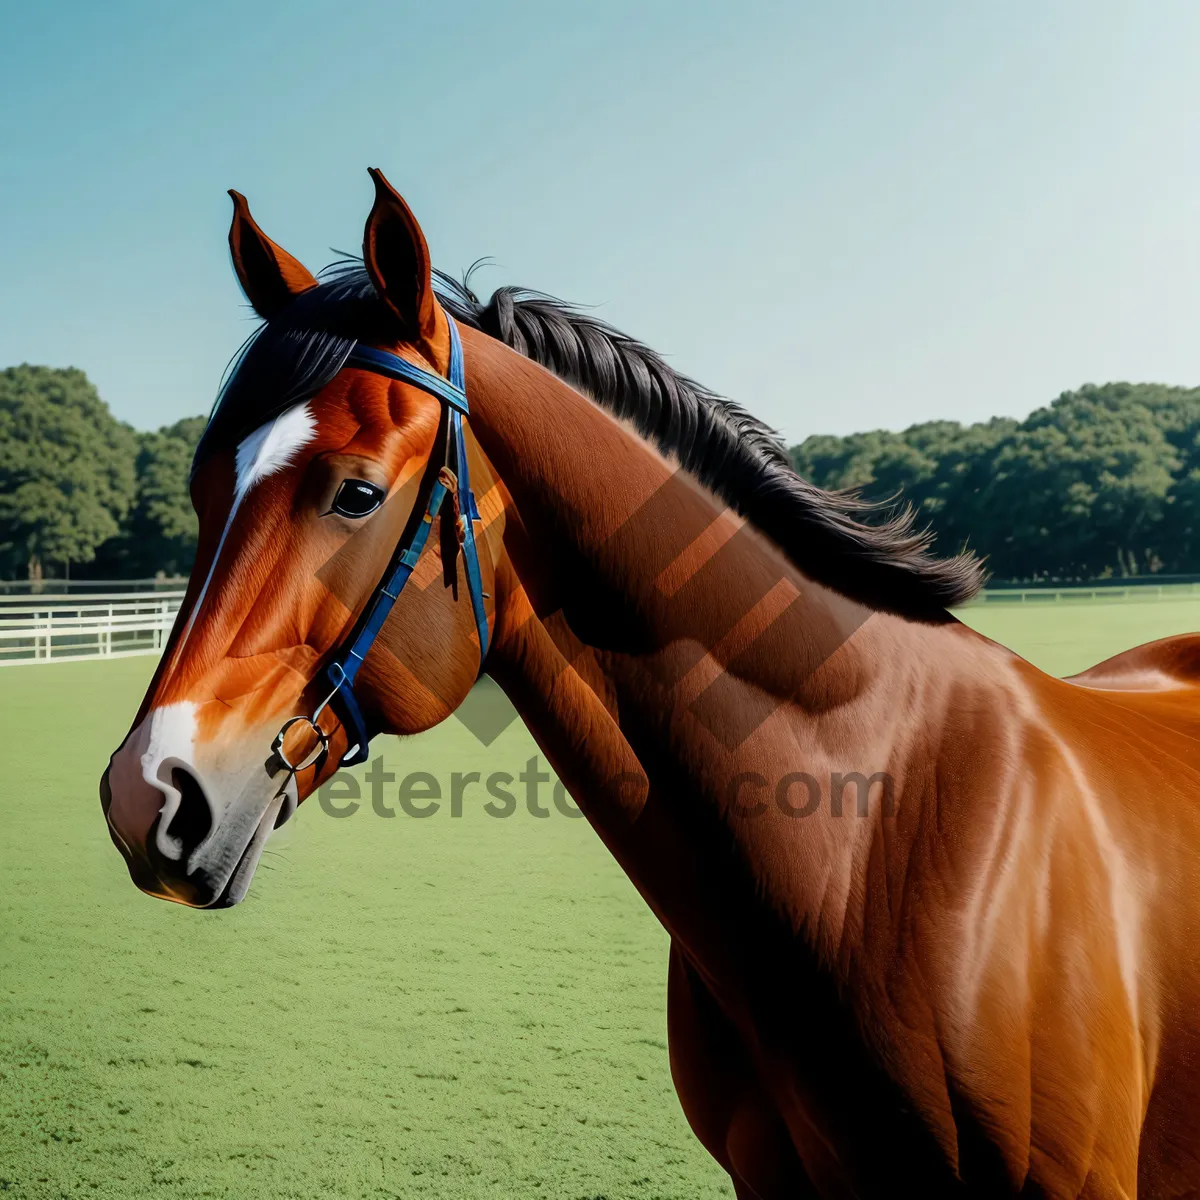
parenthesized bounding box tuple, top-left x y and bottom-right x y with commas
(270, 715, 330, 774)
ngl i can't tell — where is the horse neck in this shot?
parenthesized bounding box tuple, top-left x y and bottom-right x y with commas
(462, 328, 951, 972)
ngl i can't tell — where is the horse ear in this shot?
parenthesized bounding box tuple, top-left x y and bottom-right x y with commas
(362, 168, 439, 342)
(227, 190, 318, 319)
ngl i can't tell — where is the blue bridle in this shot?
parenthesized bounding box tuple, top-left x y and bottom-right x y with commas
(272, 314, 490, 773)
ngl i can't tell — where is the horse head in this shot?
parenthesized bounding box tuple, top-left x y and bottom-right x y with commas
(101, 171, 501, 906)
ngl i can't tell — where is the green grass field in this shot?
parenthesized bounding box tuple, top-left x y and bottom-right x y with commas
(4, 595, 1200, 1199)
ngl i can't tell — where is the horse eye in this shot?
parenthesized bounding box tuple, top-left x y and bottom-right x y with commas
(331, 479, 386, 519)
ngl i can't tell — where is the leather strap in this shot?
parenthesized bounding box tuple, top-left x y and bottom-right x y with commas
(314, 316, 489, 766)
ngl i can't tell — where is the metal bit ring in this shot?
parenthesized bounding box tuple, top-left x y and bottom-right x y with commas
(270, 715, 330, 774)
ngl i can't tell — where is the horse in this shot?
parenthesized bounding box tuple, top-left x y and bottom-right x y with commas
(101, 170, 1200, 1199)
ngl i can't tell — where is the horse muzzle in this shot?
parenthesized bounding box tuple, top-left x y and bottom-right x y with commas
(100, 703, 298, 907)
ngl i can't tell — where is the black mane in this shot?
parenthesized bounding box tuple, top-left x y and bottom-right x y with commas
(197, 261, 984, 614)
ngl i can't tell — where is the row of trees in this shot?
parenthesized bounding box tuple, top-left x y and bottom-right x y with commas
(0, 365, 202, 581)
(5, 365, 1200, 584)
(791, 382, 1200, 581)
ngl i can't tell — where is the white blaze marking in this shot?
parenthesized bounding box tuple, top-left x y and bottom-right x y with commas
(233, 403, 317, 503)
(169, 404, 317, 668)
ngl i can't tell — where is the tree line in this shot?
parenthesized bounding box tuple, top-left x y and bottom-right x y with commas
(792, 381, 1200, 582)
(5, 364, 1200, 584)
(0, 365, 202, 581)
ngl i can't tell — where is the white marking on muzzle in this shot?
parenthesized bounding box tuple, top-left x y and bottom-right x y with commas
(106, 701, 200, 860)
(109, 701, 297, 900)
(141, 702, 200, 861)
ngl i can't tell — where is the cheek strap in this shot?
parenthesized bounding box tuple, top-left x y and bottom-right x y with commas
(283, 315, 491, 771)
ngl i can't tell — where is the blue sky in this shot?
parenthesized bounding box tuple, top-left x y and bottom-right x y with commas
(2, 0, 1199, 442)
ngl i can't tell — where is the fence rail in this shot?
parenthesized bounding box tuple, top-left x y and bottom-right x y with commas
(0, 591, 186, 666)
(3, 577, 1200, 666)
(962, 581, 1200, 606)
(0, 576, 188, 595)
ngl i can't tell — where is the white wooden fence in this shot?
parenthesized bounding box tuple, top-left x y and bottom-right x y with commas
(4, 577, 1200, 666)
(0, 591, 185, 666)
(962, 581, 1200, 606)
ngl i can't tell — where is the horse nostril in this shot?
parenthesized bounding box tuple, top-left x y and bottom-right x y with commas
(164, 767, 214, 858)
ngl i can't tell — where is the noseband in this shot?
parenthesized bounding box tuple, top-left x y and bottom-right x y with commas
(272, 314, 490, 774)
